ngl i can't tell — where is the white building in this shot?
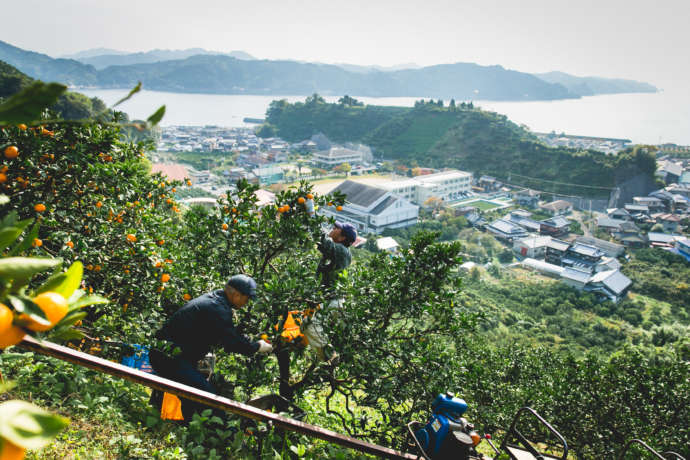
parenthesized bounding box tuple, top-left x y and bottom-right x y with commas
(376, 237, 400, 254)
(379, 170, 472, 205)
(320, 180, 419, 234)
(313, 147, 364, 167)
(513, 236, 552, 259)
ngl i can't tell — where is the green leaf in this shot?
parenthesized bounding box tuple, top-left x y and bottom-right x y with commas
(8, 221, 39, 256)
(0, 227, 23, 252)
(35, 261, 82, 299)
(52, 310, 86, 329)
(0, 400, 69, 449)
(112, 82, 141, 108)
(8, 295, 49, 324)
(0, 82, 67, 124)
(146, 105, 166, 126)
(47, 327, 84, 342)
(0, 257, 62, 287)
(68, 293, 108, 311)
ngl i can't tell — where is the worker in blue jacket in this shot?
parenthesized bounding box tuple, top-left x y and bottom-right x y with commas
(150, 274, 272, 420)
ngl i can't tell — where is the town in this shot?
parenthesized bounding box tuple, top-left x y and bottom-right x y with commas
(153, 125, 690, 304)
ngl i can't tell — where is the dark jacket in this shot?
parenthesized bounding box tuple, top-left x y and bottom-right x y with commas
(156, 289, 259, 363)
(316, 232, 352, 288)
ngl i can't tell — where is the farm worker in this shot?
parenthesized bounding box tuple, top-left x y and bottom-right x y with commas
(303, 221, 357, 362)
(150, 274, 273, 420)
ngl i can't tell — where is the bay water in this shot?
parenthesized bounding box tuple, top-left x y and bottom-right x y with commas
(79, 88, 690, 145)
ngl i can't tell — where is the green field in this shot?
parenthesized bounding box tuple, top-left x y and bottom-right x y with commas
(454, 199, 503, 211)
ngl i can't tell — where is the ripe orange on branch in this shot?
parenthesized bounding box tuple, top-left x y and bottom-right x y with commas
(126, 234, 137, 242)
(161, 274, 171, 283)
(22, 292, 68, 332)
(298, 197, 306, 204)
(34, 203, 46, 212)
(3, 146, 18, 159)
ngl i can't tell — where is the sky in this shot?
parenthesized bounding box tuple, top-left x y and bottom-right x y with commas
(2, 0, 689, 91)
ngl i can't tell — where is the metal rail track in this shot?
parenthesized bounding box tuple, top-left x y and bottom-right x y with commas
(18, 336, 417, 459)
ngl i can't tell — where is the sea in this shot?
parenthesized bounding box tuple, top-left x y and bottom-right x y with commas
(79, 88, 690, 145)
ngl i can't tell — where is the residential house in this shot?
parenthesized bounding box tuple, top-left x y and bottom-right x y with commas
(320, 180, 419, 234)
(632, 196, 664, 212)
(656, 160, 683, 184)
(486, 219, 529, 241)
(647, 232, 678, 248)
(607, 208, 632, 221)
(507, 212, 541, 233)
(562, 242, 605, 272)
(624, 204, 650, 221)
(613, 221, 647, 248)
(539, 200, 573, 216)
(513, 236, 552, 259)
(574, 236, 625, 258)
(545, 239, 571, 266)
(597, 216, 626, 232)
(655, 213, 682, 233)
(585, 270, 632, 302)
(514, 189, 541, 208)
(376, 237, 400, 254)
(540, 216, 571, 237)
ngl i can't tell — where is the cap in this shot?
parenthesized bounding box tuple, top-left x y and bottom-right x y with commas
(334, 221, 357, 246)
(226, 274, 257, 299)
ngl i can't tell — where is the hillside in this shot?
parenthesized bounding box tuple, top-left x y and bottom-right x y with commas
(0, 60, 106, 119)
(535, 71, 657, 95)
(0, 40, 98, 86)
(266, 98, 656, 197)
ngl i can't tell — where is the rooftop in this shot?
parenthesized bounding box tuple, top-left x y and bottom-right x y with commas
(589, 270, 632, 295)
(540, 200, 573, 212)
(334, 180, 389, 208)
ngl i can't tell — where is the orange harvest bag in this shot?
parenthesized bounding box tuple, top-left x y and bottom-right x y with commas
(160, 392, 184, 420)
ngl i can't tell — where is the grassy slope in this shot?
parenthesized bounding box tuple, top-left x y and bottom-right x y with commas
(269, 100, 656, 197)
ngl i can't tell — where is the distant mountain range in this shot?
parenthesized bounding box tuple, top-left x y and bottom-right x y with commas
(63, 47, 256, 69)
(0, 40, 657, 101)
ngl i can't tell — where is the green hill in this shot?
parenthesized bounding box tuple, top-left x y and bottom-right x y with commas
(0, 60, 106, 119)
(267, 98, 656, 197)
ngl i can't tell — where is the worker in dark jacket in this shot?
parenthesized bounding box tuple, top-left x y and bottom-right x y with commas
(150, 274, 272, 420)
(304, 221, 356, 362)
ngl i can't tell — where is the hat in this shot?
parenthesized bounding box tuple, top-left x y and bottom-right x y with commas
(226, 274, 257, 299)
(334, 221, 357, 246)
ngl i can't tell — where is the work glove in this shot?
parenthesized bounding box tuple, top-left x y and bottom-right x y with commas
(257, 340, 273, 354)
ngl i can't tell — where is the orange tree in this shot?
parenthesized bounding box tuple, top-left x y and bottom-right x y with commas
(0, 115, 184, 345)
(161, 180, 477, 447)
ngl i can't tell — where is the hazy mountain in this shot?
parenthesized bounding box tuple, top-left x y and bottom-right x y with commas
(335, 62, 422, 73)
(534, 71, 657, 95)
(61, 48, 129, 59)
(2, 40, 656, 100)
(0, 40, 98, 86)
(74, 48, 256, 69)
